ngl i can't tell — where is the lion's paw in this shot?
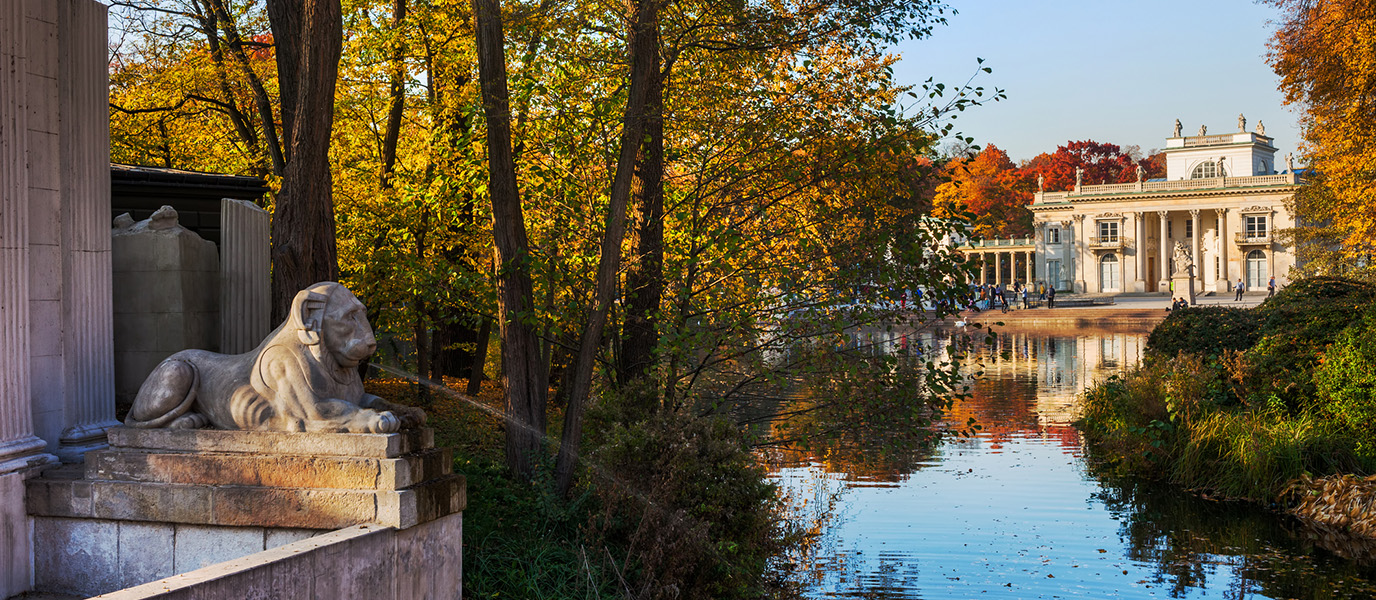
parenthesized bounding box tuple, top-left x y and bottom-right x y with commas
(368, 411, 400, 434)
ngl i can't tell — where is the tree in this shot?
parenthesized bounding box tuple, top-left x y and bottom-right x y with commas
(267, 0, 344, 322)
(931, 144, 1032, 238)
(1268, 0, 1376, 279)
(1022, 139, 1157, 192)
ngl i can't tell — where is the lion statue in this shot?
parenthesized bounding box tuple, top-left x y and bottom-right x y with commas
(125, 282, 425, 433)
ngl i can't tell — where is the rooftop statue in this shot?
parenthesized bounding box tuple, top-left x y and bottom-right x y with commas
(1199, 124, 1207, 136)
(125, 282, 425, 433)
(1173, 119, 1182, 137)
(1238, 113, 1246, 132)
(1257, 120, 1266, 135)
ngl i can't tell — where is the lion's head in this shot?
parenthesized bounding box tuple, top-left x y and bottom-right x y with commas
(290, 282, 377, 370)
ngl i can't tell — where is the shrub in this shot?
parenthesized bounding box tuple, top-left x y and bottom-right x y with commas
(1235, 277, 1376, 412)
(1145, 306, 1261, 358)
(589, 409, 792, 600)
(1313, 311, 1376, 461)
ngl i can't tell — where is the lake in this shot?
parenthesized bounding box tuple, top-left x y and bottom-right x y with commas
(771, 324, 1376, 599)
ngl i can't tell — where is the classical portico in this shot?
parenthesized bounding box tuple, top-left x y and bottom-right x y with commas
(1031, 125, 1300, 294)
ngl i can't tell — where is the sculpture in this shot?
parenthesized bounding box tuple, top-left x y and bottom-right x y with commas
(1037, 173, 1044, 191)
(1173, 119, 1182, 137)
(1172, 241, 1194, 275)
(1135, 164, 1145, 182)
(1257, 120, 1265, 135)
(1199, 124, 1207, 136)
(1075, 166, 1083, 188)
(1238, 113, 1246, 132)
(125, 282, 425, 433)
(1286, 152, 1294, 172)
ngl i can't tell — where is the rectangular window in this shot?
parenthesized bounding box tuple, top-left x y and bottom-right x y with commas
(1216, 256, 1221, 280)
(1186, 219, 1194, 238)
(1047, 228, 1060, 244)
(1168, 221, 1173, 238)
(1097, 220, 1119, 242)
(1246, 215, 1268, 238)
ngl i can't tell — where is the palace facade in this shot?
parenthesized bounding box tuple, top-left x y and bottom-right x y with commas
(1028, 124, 1302, 294)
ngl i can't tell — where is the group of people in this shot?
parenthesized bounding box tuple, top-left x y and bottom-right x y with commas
(962, 280, 1055, 312)
(1232, 276, 1279, 301)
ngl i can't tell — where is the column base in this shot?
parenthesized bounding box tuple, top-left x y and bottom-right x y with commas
(57, 419, 122, 463)
(1133, 280, 1146, 293)
(1074, 280, 1086, 293)
(0, 435, 59, 476)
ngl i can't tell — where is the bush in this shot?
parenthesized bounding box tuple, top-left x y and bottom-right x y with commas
(1233, 277, 1376, 412)
(1146, 306, 1261, 358)
(1313, 311, 1376, 461)
(588, 408, 794, 600)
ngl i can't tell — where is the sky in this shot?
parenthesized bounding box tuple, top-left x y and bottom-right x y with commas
(890, 0, 1298, 163)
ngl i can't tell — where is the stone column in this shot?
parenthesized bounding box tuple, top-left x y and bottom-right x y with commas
(1189, 209, 1201, 295)
(0, 0, 57, 477)
(1024, 250, 1033, 283)
(55, 0, 119, 462)
(1215, 208, 1229, 292)
(1134, 212, 1146, 292)
(1073, 214, 1086, 293)
(1033, 223, 1047, 285)
(220, 198, 271, 354)
(995, 252, 1003, 286)
(1158, 210, 1170, 290)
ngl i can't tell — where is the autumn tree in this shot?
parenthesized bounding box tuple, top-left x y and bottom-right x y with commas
(1268, 0, 1376, 279)
(1022, 139, 1159, 192)
(931, 144, 1032, 238)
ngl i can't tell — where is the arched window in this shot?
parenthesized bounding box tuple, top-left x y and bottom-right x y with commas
(1099, 253, 1121, 293)
(1191, 160, 1223, 179)
(1246, 250, 1267, 290)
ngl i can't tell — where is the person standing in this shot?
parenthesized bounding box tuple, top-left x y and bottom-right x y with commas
(1047, 286, 1056, 309)
(1235, 278, 1245, 301)
(1267, 276, 1276, 298)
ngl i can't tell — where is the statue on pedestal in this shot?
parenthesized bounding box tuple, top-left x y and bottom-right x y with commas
(1238, 113, 1246, 132)
(1136, 164, 1145, 182)
(1172, 241, 1194, 276)
(125, 282, 425, 433)
(1199, 124, 1207, 136)
(1075, 167, 1083, 188)
(1173, 119, 1182, 137)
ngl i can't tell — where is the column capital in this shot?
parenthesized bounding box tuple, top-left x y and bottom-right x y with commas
(1072, 214, 1085, 222)
(1215, 207, 1227, 217)
(1189, 209, 1200, 218)
(1157, 210, 1169, 219)
(1060, 220, 1073, 228)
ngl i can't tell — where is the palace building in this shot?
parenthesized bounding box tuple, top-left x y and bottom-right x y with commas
(1027, 119, 1302, 294)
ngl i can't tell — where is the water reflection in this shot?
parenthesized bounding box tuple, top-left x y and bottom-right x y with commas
(771, 325, 1376, 599)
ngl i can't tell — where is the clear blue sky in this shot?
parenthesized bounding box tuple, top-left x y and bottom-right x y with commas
(891, 0, 1298, 163)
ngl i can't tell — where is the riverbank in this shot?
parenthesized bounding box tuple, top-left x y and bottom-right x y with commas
(1074, 277, 1376, 556)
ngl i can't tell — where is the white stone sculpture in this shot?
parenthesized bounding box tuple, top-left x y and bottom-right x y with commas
(1172, 241, 1194, 275)
(1199, 124, 1207, 136)
(1136, 164, 1145, 182)
(125, 282, 424, 433)
(1238, 113, 1246, 132)
(1257, 120, 1265, 135)
(1075, 167, 1083, 188)
(1286, 153, 1294, 172)
(1173, 119, 1182, 137)
(1037, 173, 1044, 191)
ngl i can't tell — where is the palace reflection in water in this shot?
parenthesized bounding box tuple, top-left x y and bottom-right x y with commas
(769, 324, 1376, 600)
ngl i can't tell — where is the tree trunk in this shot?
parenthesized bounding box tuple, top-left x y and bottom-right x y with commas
(468, 317, 492, 396)
(619, 58, 666, 387)
(473, 0, 549, 481)
(380, 0, 407, 189)
(554, 0, 660, 496)
(267, 0, 342, 322)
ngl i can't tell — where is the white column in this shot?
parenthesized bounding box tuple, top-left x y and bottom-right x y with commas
(995, 252, 1003, 286)
(55, 0, 119, 462)
(221, 198, 271, 354)
(1157, 210, 1170, 289)
(1073, 214, 1086, 293)
(1024, 250, 1033, 283)
(1189, 209, 1201, 294)
(1215, 208, 1229, 292)
(0, 0, 57, 476)
(1033, 223, 1047, 286)
(1134, 212, 1146, 292)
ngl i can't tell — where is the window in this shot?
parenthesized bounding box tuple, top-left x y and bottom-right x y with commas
(1215, 256, 1221, 280)
(1191, 160, 1223, 179)
(1167, 220, 1173, 239)
(1245, 215, 1268, 238)
(1047, 228, 1060, 244)
(1247, 250, 1267, 289)
(1097, 220, 1119, 242)
(1100, 253, 1120, 292)
(1185, 219, 1193, 239)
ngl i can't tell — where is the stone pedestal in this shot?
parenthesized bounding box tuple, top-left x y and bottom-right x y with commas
(1172, 268, 1198, 306)
(26, 427, 465, 597)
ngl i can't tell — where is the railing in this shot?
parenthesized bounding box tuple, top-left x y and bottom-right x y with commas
(1088, 236, 1122, 249)
(963, 237, 1035, 249)
(1235, 232, 1272, 245)
(1084, 182, 1138, 194)
(1033, 173, 1302, 201)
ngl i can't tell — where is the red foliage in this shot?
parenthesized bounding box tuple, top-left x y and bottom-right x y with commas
(1023, 140, 1163, 192)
